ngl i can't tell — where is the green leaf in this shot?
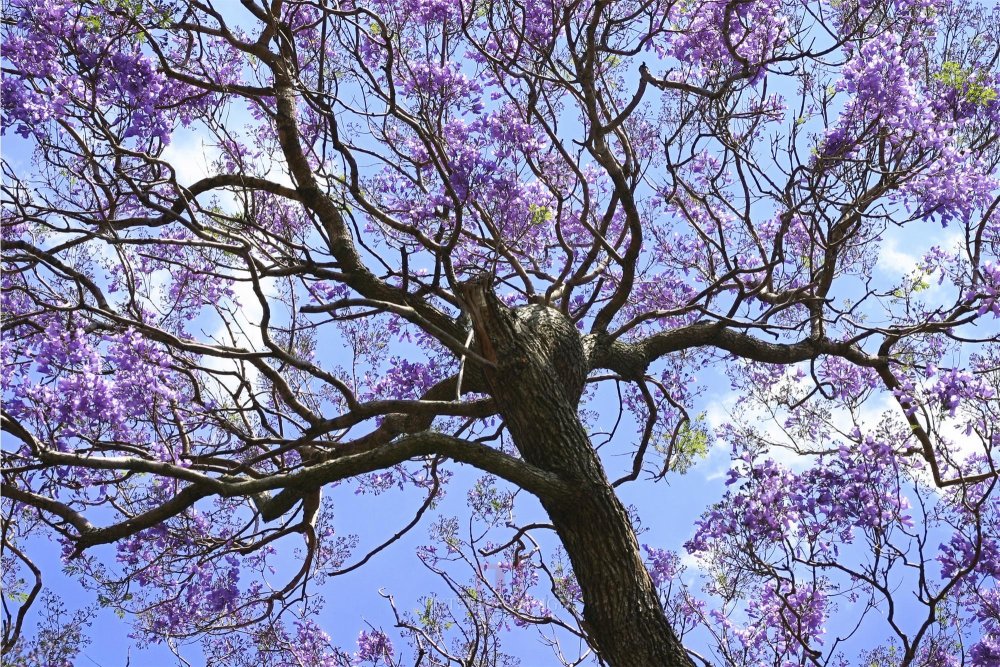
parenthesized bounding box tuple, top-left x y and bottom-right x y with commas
(529, 204, 554, 226)
(934, 61, 998, 106)
(658, 413, 711, 474)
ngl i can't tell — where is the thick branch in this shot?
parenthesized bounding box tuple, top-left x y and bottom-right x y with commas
(18, 432, 568, 551)
(253, 432, 570, 521)
(586, 323, 883, 380)
(0, 485, 96, 536)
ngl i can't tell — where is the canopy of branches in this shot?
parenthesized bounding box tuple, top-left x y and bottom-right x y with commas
(2, 0, 1000, 665)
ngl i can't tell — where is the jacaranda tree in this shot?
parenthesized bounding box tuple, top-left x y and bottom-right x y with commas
(3, 0, 1000, 664)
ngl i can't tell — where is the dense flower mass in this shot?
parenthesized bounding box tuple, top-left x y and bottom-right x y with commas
(657, 0, 790, 84)
(4, 323, 181, 464)
(355, 629, 394, 664)
(687, 432, 915, 561)
(2, 0, 999, 665)
(824, 30, 998, 226)
(971, 262, 1000, 316)
(1, 0, 215, 143)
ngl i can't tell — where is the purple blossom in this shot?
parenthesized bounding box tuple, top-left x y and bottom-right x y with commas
(818, 356, 879, 401)
(824, 30, 998, 225)
(969, 262, 1000, 317)
(289, 619, 345, 667)
(688, 432, 914, 558)
(930, 367, 996, 417)
(355, 629, 394, 665)
(0, 0, 212, 143)
(657, 0, 790, 83)
(643, 546, 681, 589)
(971, 635, 1000, 667)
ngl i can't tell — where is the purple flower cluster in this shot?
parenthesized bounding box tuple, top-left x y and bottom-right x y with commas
(287, 619, 346, 667)
(892, 376, 921, 417)
(1, 0, 82, 137)
(7, 322, 180, 457)
(1, 0, 208, 143)
(688, 456, 797, 550)
(689, 432, 913, 558)
(468, 475, 515, 525)
(818, 356, 879, 401)
(365, 357, 439, 401)
(119, 531, 242, 639)
(938, 531, 1000, 579)
(969, 262, 1000, 317)
(370, 0, 458, 24)
(398, 61, 484, 110)
(826, 30, 998, 225)
(355, 629, 394, 665)
(744, 580, 829, 661)
(929, 367, 996, 417)
(835, 33, 930, 144)
(658, 0, 789, 84)
(368, 104, 559, 278)
(623, 274, 699, 326)
(497, 557, 550, 626)
(892, 365, 995, 419)
(643, 545, 681, 589)
(971, 635, 1000, 667)
(129, 228, 237, 322)
(968, 588, 1000, 666)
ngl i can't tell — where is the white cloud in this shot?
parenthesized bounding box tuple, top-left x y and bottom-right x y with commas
(679, 550, 706, 578)
(701, 367, 817, 473)
(197, 273, 279, 405)
(877, 234, 918, 276)
(162, 129, 218, 187)
(263, 148, 294, 188)
(876, 226, 964, 281)
(162, 128, 241, 214)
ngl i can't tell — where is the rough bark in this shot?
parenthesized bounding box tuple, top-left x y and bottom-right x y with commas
(457, 276, 695, 667)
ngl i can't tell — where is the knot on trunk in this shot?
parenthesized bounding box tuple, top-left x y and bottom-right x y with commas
(456, 276, 587, 404)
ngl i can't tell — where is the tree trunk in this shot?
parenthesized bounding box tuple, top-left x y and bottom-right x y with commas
(457, 277, 694, 667)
